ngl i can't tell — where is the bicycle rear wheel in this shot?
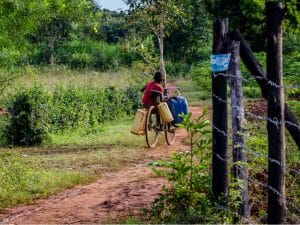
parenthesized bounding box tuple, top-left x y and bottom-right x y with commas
(165, 122, 176, 145)
(145, 106, 159, 148)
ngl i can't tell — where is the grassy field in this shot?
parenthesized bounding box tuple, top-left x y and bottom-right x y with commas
(0, 66, 298, 223)
(0, 115, 147, 210)
(0, 68, 205, 210)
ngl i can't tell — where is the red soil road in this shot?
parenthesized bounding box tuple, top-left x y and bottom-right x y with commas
(0, 106, 203, 224)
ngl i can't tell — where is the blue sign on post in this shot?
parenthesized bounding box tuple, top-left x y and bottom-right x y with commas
(211, 53, 231, 72)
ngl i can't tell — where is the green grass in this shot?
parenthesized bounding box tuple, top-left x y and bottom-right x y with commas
(177, 79, 207, 105)
(0, 65, 146, 104)
(16, 66, 135, 90)
(0, 116, 148, 210)
(0, 150, 95, 209)
(50, 116, 144, 147)
(243, 114, 299, 221)
(0, 65, 298, 222)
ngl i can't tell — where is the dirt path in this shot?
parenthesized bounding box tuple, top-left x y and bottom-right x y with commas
(0, 106, 202, 224)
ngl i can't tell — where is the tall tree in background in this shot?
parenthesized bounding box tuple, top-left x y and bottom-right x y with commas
(101, 10, 128, 43)
(204, 0, 299, 51)
(30, 0, 100, 65)
(0, 0, 101, 66)
(125, 0, 189, 82)
(0, 0, 46, 67)
(164, 0, 212, 63)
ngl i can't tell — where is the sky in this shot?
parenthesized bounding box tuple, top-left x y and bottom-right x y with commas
(95, 0, 129, 11)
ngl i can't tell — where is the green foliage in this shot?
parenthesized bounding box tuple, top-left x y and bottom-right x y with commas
(147, 111, 237, 223)
(243, 87, 261, 98)
(165, 61, 190, 77)
(205, 0, 300, 51)
(100, 10, 128, 43)
(0, 151, 41, 208)
(56, 39, 140, 70)
(287, 100, 300, 119)
(50, 85, 141, 132)
(189, 60, 211, 99)
(0, 150, 93, 209)
(164, 0, 212, 63)
(284, 32, 300, 56)
(5, 86, 50, 146)
(126, 0, 189, 36)
(0, 0, 100, 67)
(3, 83, 142, 144)
(67, 40, 121, 70)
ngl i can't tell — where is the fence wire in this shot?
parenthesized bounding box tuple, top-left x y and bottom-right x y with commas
(211, 70, 300, 218)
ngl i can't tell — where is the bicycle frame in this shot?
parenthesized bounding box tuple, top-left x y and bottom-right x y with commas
(145, 85, 178, 148)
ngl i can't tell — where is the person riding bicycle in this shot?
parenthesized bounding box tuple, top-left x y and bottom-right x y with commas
(141, 71, 164, 107)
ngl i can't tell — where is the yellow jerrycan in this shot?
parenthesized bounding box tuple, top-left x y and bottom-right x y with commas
(130, 109, 147, 135)
(158, 102, 174, 123)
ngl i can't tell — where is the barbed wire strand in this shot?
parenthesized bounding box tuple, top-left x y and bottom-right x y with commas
(212, 72, 300, 90)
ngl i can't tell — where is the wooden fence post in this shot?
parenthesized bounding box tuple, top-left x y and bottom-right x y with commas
(266, 2, 287, 224)
(230, 30, 300, 150)
(229, 40, 249, 218)
(212, 18, 229, 204)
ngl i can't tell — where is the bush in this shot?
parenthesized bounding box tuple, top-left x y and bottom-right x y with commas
(148, 112, 238, 224)
(70, 52, 94, 68)
(49, 85, 141, 132)
(0, 47, 22, 68)
(56, 40, 137, 71)
(165, 61, 190, 77)
(243, 86, 261, 98)
(5, 86, 50, 146)
(3, 83, 142, 144)
(189, 61, 211, 99)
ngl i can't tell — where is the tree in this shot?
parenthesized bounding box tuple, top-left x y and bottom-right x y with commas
(100, 10, 128, 43)
(164, 0, 212, 63)
(0, 0, 101, 67)
(29, 0, 100, 65)
(125, 0, 189, 82)
(204, 0, 300, 51)
(0, 0, 46, 67)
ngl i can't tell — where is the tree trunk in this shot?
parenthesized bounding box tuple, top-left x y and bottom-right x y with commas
(230, 30, 300, 150)
(49, 37, 55, 66)
(229, 40, 250, 218)
(266, 2, 287, 223)
(158, 21, 167, 87)
(212, 18, 229, 205)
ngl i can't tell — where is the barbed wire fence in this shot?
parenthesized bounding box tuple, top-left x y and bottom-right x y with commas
(210, 5, 299, 224)
(212, 70, 300, 222)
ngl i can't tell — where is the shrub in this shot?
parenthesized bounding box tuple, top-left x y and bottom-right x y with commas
(5, 86, 50, 146)
(165, 61, 190, 77)
(147, 111, 238, 223)
(70, 52, 94, 68)
(122, 84, 142, 114)
(57, 40, 129, 71)
(189, 61, 211, 99)
(3, 82, 142, 142)
(243, 86, 261, 98)
(287, 100, 300, 119)
(0, 47, 22, 68)
(50, 86, 91, 131)
(49, 85, 141, 132)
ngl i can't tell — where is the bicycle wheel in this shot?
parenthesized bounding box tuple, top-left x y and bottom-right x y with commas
(165, 122, 176, 145)
(145, 106, 159, 148)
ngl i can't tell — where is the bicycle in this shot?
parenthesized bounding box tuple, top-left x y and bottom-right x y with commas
(145, 87, 180, 148)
